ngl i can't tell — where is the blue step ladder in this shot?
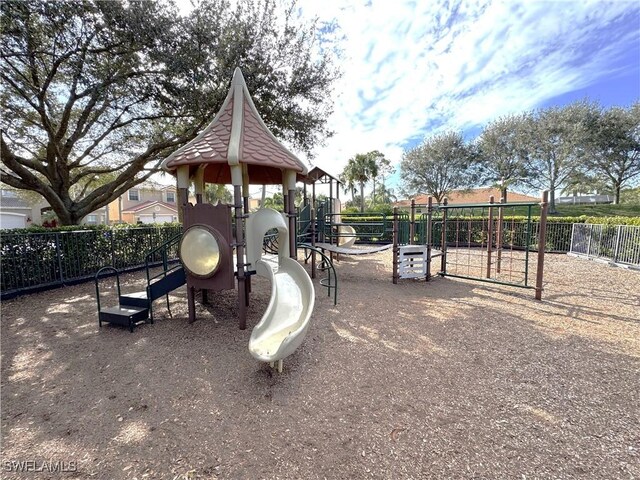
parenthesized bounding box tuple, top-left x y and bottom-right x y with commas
(95, 234, 185, 332)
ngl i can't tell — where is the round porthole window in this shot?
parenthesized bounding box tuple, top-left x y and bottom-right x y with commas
(179, 225, 222, 278)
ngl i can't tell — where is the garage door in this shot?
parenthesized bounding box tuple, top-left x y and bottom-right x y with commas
(139, 215, 174, 224)
(0, 212, 27, 229)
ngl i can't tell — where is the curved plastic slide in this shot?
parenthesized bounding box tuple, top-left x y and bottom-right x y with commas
(338, 225, 356, 248)
(246, 208, 315, 368)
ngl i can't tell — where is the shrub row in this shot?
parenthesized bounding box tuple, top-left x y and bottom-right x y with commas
(1, 225, 182, 296)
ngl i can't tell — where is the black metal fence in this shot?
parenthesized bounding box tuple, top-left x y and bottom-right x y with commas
(1, 226, 182, 299)
(382, 216, 573, 253)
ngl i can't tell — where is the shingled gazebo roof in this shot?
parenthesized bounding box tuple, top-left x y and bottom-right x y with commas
(161, 68, 308, 185)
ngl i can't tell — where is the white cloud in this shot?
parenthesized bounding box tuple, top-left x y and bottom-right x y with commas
(293, 0, 640, 189)
(173, 0, 639, 196)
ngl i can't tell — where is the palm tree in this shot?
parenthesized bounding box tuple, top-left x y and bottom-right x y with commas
(339, 168, 357, 205)
(344, 153, 377, 212)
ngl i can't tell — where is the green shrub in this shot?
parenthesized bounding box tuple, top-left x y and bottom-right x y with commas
(1, 225, 182, 294)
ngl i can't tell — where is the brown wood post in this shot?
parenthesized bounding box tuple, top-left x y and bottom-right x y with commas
(496, 196, 504, 273)
(410, 198, 416, 245)
(486, 195, 495, 279)
(393, 207, 399, 284)
(440, 198, 448, 275)
(187, 286, 196, 323)
(426, 196, 433, 281)
(234, 184, 247, 329)
(177, 188, 189, 223)
(535, 191, 549, 300)
(288, 188, 296, 260)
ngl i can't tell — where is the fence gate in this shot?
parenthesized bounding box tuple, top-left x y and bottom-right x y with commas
(434, 194, 548, 299)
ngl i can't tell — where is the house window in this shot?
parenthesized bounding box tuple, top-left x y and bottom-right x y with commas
(166, 191, 175, 203)
(87, 215, 98, 223)
(128, 189, 140, 201)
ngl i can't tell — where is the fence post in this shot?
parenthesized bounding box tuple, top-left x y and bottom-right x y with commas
(426, 196, 433, 281)
(535, 191, 548, 300)
(393, 207, 399, 284)
(409, 199, 415, 245)
(613, 225, 622, 263)
(110, 229, 116, 268)
(440, 198, 448, 276)
(486, 196, 494, 278)
(496, 197, 504, 273)
(55, 232, 64, 283)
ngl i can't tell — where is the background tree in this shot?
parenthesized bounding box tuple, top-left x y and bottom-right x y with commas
(376, 155, 395, 204)
(400, 131, 475, 203)
(583, 102, 640, 204)
(522, 101, 597, 213)
(371, 180, 397, 204)
(0, 0, 338, 224)
(339, 152, 378, 212)
(262, 192, 284, 210)
(619, 186, 640, 205)
(476, 113, 530, 201)
(338, 168, 357, 205)
(204, 184, 233, 205)
(362, 150, 386, 207)
(561, 171, 611, 197)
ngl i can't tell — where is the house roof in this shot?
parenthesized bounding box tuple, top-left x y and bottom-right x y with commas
(122, 201, 178, 214)
(162, 68, 308, 185)
(394, 187, 539, 207)
(129, 181, 176, 191)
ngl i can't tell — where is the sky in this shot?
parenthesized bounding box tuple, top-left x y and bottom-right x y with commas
(176, 0, 640, 197)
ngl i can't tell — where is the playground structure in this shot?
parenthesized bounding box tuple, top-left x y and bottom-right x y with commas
(94, 67, 550, 374)
(96, 68, 318, 370)
(391, 192, 549, 300)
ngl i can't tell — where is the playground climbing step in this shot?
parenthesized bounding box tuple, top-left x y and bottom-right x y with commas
(98, 305, 149, 333)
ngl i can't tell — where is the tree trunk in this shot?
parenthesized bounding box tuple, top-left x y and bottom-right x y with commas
(372, 178, 376, 206)
(548, 189, 557, 214)
(501, 187, 508, 203)
(614, 183, 621, 205)
(359, 182, 365, 213)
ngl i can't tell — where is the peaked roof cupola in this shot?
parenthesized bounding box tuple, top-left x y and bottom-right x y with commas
(162, 68, 308, 185)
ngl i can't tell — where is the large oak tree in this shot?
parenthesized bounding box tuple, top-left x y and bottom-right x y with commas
(476, 113, 530, 202)
(400, 131, 476, 203)
(584, 102, 640, 204)
(1, 0, 338, 224)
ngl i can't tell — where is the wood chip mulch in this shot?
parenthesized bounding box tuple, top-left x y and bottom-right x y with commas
(1, 252, 639, 479)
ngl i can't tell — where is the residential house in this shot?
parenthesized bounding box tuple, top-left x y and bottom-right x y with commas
(0, 189, 48, 228)
(106, 181, 178, 224)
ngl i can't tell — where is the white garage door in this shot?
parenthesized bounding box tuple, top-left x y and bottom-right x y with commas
(0, 212, 27, 229)
(139, 215, 174, 224)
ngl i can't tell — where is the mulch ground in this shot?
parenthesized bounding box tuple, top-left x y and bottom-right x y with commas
(1, 251, 639, 479)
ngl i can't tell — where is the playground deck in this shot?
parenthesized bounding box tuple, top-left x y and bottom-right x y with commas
(1, 252, 639, 479)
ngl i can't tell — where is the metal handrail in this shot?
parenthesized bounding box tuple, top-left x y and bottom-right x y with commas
(144, 233, 182, 283)
(299, 243, 338, 305)
(144, 233, 183, 320)
(94, 266, 121, 314)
